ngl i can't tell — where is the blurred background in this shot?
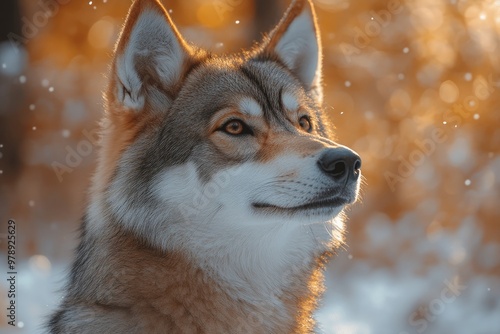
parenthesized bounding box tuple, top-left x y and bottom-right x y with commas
(0, 0, 499, 333)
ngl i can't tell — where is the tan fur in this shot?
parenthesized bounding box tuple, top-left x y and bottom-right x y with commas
(77, 224, 327, 334)
(89, 109, 159, 197)
(256, 131, 328, 163)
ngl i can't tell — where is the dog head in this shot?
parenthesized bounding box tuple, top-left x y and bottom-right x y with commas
(90, 0, 361, 275)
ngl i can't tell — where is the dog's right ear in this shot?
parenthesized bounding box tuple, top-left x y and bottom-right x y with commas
(260, 0, 323, 102)
(107, 0, 192, 113)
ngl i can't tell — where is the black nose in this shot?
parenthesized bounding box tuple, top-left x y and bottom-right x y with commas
(318, 147, 361, 181)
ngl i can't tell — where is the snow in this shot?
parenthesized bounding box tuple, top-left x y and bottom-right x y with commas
(2, 1, 499, 333)
(0, 261, 65, 333)
(318, 217, 500, 334)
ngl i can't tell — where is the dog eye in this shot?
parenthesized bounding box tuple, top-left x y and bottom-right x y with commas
(221, 119, 253, 136)
(298, 116, 312, 132)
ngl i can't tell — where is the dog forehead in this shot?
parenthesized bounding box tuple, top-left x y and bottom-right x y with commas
(178, 61, 303, 119)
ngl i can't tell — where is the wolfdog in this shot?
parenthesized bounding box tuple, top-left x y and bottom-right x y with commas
(48, 0, 362, 332)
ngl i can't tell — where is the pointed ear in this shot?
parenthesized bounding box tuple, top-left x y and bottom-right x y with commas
(263, 0, 323, 102)
(108, 0, 192, 112)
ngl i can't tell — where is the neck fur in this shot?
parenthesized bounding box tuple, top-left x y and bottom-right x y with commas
(78, 216, 338, 333)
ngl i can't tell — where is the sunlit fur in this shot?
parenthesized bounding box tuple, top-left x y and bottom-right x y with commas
(47, 0, 361, 333)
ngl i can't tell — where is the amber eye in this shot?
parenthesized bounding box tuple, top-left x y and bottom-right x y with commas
(298, 116, 312, 132)
(225, 120, 243, 135)
(221, 119, 253, 136)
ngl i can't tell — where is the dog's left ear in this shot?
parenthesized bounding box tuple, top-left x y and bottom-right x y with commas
(262, 0, 323, 102)
(108, 0, 194, 114)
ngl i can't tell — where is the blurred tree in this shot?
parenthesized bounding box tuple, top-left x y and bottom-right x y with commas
(0, 0, 24, 184)
(0, 0, 21, 38)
